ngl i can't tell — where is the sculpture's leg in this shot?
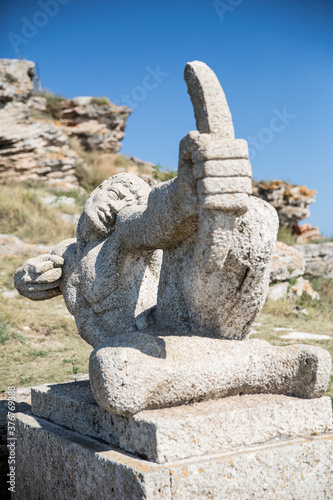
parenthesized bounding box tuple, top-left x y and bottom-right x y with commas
(89, 333, 332, 415)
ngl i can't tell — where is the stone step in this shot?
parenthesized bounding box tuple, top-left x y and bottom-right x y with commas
(31, 380, 332, 464)
(14, 410, 333, 499)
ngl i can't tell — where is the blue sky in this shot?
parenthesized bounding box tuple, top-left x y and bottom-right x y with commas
(1, 0, 332, 235)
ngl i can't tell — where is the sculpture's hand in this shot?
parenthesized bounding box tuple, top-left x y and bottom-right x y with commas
(14, 254, 64, 300)
(179, 61, 252, 271)
(182, 61, 252, 216)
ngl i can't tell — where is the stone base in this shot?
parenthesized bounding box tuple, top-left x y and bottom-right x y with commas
(13, 410, 333, 499)
(11, 381, 333, 498)
(31, 380, 333, 464)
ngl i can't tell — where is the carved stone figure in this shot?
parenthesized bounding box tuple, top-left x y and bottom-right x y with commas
(15, 61, 331, 415)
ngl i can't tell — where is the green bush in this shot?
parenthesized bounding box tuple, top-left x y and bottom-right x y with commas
(45, 93, 66, 119)
(90, 96, 110, 106)
(32, 90, 66, 120)
(153, 163, 177, 182)
(277, 227, 297, 246)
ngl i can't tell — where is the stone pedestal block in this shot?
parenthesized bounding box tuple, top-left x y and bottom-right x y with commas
(11, 381, 333, 499)
(13, 410, 333, 500)
(31, 380, 333, 464)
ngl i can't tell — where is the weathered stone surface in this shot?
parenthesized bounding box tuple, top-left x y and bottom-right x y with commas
(294, 222, 322, 243)
(27, 95, 47, 111)
(14, 61, 331, 418)
(89, 334, 331, 415)
(10, 57, 333, 500)
(268, 242, 321, 301)
(253, 180, 317, 228)
(0, 59, 133, 186)
(61, 96, 131, 153)
(0, 101, 79, 188)
(270, 241, 305, 281)
(191, 138, 249, 163)
(167, 434, 333, 499)
(153, 200, 277, 339)
(15, 70, 279, 350)
(13, 411, 171, 500)
(0, 59, 79, 187)
(197, 176, 252, 195)
(14, 253, 64, 300)
(200, 192, 250, 212)
(184, 60, 234, 139)
(31, 380, 333, 464)
(193, 159, 252, 179)
(0, 59, 34, 103)
(13, 410, 333, 499)
(296, 242, 333, 278)
(267, 281, 289, 301)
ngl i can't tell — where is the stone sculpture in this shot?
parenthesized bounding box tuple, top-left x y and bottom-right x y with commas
(15, 61, 331, 417)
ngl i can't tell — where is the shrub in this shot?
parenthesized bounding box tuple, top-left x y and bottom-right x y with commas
(277, 227, 297, 246)
(45, 93, 66, 119)
(153, 163, 177, 182)
(32, 89, 66, 119)
(90, 96, 110, 106)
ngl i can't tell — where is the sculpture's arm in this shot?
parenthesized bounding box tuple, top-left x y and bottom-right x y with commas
(81, 61, 253, 305)
(14, 238, 76, 300)
(110, 62, 252, 265)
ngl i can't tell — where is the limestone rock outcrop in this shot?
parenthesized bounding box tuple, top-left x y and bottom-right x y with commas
(0, 59, 35, 103)
(270, 241, 305, 282)
(0, 59, 131, 188)
(295, 242, 333, 279)
(0, 100, 79, 188)
(61, 97, 131, 153)
(253, 180, 316, 228)
(268, 241, 320, 302)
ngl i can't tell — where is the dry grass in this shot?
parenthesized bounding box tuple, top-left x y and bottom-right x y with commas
(0, 183, 80, 244)
(0, 256, 91, 394)
(90, 96, 111, 106)
(71, 138, 134, 192)
(254, 277, 333, 399)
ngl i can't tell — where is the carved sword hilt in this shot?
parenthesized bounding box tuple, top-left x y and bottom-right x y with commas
(184, 61, 252, 270)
